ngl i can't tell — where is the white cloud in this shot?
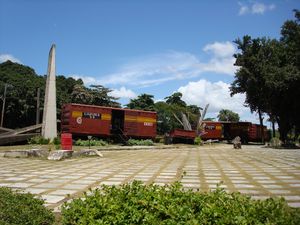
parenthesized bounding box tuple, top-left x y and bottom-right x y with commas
(0, 54, 22, 63)
(178, 79, 247, 115)
(203, 41, 236, 58)
(238, 2, 275, 15)
(239, 5, 250, 15)
(94, 42, 237, 87)
(252, 3, 275, 14)
(71, 74, 96, 85)
(110, 87, 137, 99)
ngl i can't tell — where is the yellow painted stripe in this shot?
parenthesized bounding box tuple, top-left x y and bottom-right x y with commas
(137, 117, 156, 123)
(125, 116, 156, 123)
(101, 114, 111, 120)
(125, 116, 137, 121)
(72, 111, 82, 118)
(216, 125, 222, 130)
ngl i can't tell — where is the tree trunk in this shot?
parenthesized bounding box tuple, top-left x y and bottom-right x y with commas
(277, 118, 287, 144)
(258, 110, 265, 144)
(272, 120, 276, 138)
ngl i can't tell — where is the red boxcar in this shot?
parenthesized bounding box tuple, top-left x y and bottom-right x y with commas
(61, 104, 157, 139)
(248, 123, 269, 142)
(169, 121, 269, 144)
(170, 129, 196, 139)
(169, 121, 223, 143)
(201, 121, 223, 140)
(225, 122, 269, 143)
(169, 129, 196, 144)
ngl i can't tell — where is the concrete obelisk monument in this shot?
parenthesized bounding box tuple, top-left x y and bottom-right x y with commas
(42, 44, 57, 140)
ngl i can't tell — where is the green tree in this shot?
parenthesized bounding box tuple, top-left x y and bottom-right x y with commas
(126, 93, 155, 111)
(231, 10, 300, 143)
(164, 92, 186, 107)
(0, 61, 44, 128)
(217, 109, 240, 122)
(279, 9, 300, 139)
(154, 101, 187, 134)
(90, 85, 120, 107)
(0, 60, 120, 129)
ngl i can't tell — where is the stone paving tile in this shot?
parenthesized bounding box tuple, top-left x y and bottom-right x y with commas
(7, 183, 33, 188)
(33, 183, 62, 189)
(24, 188, 48, 194)
(41, 195, 65, 204)
(48, 189, 78, 196)
(62, 184, 90, 190)
(0, 145, 300, 209)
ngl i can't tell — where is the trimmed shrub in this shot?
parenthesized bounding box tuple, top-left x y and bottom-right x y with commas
(0, 187, 54, 225)
(127, 139, 154, 146)
(74, 139, 107, 147)
(194, 136, 202, 145)
(52, 137, 61, 145)
(28, 135, 50, 145)
(61, 181, 300, 225)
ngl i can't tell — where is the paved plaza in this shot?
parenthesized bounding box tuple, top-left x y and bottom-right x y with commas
(1, 144, 300, 210)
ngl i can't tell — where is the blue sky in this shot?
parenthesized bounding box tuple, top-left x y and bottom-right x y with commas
(0, 0, 299, 124)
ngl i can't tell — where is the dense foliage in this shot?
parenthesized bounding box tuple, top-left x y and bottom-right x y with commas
(28, 135, 51, 145)
(127, 139, 154, 146)
(194, 136, 203, 145)
(231, 10, 300, 142)
(0, 61, 119, 129)
(0, 187, 54, 225)
(126, 93, 155, 111)
(61, 181, 300, 225)
(75, 139, 108, 146)
(127, 92, 201, 135)
(217, 109, 240, 122)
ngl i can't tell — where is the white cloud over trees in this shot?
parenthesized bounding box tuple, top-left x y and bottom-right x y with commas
(178, 79, 247, 115)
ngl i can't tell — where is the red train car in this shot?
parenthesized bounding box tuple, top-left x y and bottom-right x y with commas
(224, 122, 269, 143)
(248, 123, 269, 142)
(169, 121, 223, 143)
(169, 121, 269, 144)
(169, 129, 196, 144)
(61, 103, 157, 139)
(201, 121, 223, 140)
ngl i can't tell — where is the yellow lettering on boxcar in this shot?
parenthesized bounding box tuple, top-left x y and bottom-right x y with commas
(125, 116, 156, 123)
(101, 114, 111, 120)
(72, 111, 82, 118)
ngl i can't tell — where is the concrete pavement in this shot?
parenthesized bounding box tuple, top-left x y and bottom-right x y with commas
(1, 144, 300, 210)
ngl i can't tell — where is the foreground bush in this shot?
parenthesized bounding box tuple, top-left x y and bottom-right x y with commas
(127, 139, 154, 146)
(0, 187, 54, 225)
(62, 181, 300, 225)
(28, 135, 50, 145)
(194, 136, 203, 145)
(75, 139, 107, 146)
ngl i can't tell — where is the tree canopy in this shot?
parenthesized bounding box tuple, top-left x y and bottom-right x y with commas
(126, 94, 155, 111)
(217, 109, 240, 122)
(164, 92, 187, 107)
(0, 61, 119, 129)
(230, 10, 300, 142)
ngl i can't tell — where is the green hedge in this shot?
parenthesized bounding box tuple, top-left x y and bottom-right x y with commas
(75, 139, 107, 146)
(61, 181, 300, 225)
(127, 139, 154, 146)
(0, 187, 54, 225)
(28, 135, 50, 145)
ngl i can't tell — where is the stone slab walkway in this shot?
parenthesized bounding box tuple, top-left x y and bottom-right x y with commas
(1, 144, 300, 210)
